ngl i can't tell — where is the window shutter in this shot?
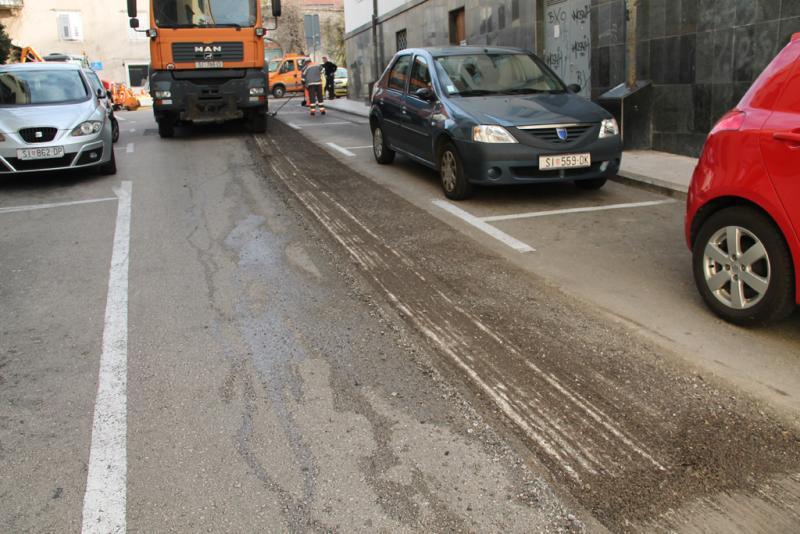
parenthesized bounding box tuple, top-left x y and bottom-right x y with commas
(58, 13, 71, 40)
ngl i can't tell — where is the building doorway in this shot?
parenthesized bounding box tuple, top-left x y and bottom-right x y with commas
(449, 8, 465, 45)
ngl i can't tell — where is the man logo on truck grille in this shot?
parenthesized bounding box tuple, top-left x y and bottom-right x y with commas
(195, 45, 222, 59)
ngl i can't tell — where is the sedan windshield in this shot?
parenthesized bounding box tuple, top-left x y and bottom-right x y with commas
(154, 0, 257, 28)
(0, 70, 89, 106)
(434, 53, 566, 96)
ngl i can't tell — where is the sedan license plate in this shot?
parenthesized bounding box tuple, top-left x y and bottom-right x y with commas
(195, 61, 223, 69)
(539, 153, 591, 170)
(17, 146, 65, 161)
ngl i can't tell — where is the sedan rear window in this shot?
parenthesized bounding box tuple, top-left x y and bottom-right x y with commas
(0, 70, 89, 106)
(434, 53, 566, 96)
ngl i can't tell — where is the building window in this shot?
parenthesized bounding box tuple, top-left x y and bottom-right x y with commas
(127, 64, 149, 87)
(396, 29, 407, 52)
(449, 8, 465, 45)
(498, 5, 506, 30)
(57, 12, 83, 41)
(512, 0, 520, 21)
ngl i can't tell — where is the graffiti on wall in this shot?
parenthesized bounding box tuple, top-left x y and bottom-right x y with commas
(543, 0, 591, 98)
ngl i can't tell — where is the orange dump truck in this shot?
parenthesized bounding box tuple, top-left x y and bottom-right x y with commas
(126, 0, 281, 137)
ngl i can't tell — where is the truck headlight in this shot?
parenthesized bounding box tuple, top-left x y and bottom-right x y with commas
(599, 118, 619, 138)
(71, 121, 103, 137)
(473, 125, 518, 144)
(154, 90, 172, 99)
(249, 87, 266, 96)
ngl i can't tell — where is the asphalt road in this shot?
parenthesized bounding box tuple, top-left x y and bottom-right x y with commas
(1, 107, 799, 533)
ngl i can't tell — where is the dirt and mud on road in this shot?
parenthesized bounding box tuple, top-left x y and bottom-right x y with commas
(255, 123, 800, 532)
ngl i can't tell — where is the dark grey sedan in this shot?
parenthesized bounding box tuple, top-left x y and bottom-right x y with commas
(369, 47, 622, 200)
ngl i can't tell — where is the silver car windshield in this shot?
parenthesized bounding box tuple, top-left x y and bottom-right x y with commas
(0, 70, 89, 106)
(434, 53, 566, 96)
(154, 0, 257, 28)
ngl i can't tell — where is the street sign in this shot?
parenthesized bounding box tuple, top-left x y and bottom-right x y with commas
(303, 14, 321, 53)
(90, 61, 103, 71)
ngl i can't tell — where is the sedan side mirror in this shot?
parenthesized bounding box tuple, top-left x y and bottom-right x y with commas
(415, 87, 436, 101)
(96, 88, 106, 99)
(567, 83, 581, 94)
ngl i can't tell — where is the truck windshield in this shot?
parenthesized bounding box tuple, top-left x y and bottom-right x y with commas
(154, 0, 257, 28)
(434, 53, 566, 96)
(0, 69, 89, 106)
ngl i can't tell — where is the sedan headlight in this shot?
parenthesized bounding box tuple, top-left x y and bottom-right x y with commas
(154, 90, 172, 99)
(599, 118, 620, 138)
(473, 125, 518, 144)
(71, 121, 103, 137)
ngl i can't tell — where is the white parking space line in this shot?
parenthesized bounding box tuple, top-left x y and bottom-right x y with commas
(327, 142, 355, 157)
(81, 181, 132, 534)
(345, 145, 373, 150)
(433, 200, 536, 253)
(116, 116, 127, 122)
(287, 122, 303, 130)
(128, 129, 137, 133)
(0, 198, 117, 215)
(126, 142, 135, 154)
(481, 199, 678, 223)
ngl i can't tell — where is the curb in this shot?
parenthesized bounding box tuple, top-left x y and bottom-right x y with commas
(612, 171, 688, 200)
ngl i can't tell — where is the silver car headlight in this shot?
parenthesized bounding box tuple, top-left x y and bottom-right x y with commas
(599, 118, 620, 138)
(473, 125, 518, 143)
(71, 121, 103, 137)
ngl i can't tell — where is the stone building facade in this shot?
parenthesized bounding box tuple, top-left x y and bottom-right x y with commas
(0, 0, 150, 86)
(344, 0, 800, 157)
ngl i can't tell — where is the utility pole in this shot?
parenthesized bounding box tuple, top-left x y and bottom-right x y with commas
(626, 0, 638, 88)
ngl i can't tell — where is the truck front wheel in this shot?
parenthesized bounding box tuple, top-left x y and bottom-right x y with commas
(246, 110, 267, 133)
(157, 116, 175, 138)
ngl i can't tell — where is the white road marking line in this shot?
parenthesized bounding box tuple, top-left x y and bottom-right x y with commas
(116, 116, 127, 122)
(287, 122, 302, 130)
(432, 200, 535, 253)
(126, 142, 135, 154)
(345, 145, 373, 149)
(481, 199, 677, 223)
(128, 128, 137, 133)
(302, 121, 354, 126)
(0, 197, 117, 214)
(81, 181, 132, 534)
(327, 142, 355, 157)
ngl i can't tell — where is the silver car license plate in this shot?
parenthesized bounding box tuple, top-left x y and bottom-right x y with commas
(195, 61, 223, 69)
(17, 146, 65, 161)
(539, 153, 591, 170)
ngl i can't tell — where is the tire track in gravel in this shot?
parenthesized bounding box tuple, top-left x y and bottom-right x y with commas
(253, 126, 800, 531)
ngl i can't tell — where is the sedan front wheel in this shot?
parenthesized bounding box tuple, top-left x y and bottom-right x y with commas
(692, 206, 795, 326)
(439, 142, 473, 200)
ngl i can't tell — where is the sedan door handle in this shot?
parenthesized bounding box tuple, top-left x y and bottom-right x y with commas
(774, 131, 800, 146)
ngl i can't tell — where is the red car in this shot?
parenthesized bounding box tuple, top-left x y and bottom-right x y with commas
(686, 32, 800, 326)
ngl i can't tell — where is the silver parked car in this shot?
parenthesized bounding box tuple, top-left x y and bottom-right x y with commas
(0, 62, 116, 175)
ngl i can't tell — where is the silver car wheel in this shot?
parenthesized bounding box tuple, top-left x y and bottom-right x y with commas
(441, 150, 457, 192)
(373, 128, 383, 158)
(702, 225, 771, 310)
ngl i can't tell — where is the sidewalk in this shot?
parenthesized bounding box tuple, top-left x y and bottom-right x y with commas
(323, 98, 697, 197)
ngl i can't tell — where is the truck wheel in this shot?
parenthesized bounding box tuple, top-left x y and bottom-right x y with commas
(272, 85, 285, 99)
(157, 118, 175, 138)
(98, 149, 117, 175)
(246, 111, 267, 133)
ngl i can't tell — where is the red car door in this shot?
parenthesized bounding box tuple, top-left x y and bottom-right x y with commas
(761, 40, 800, 237)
